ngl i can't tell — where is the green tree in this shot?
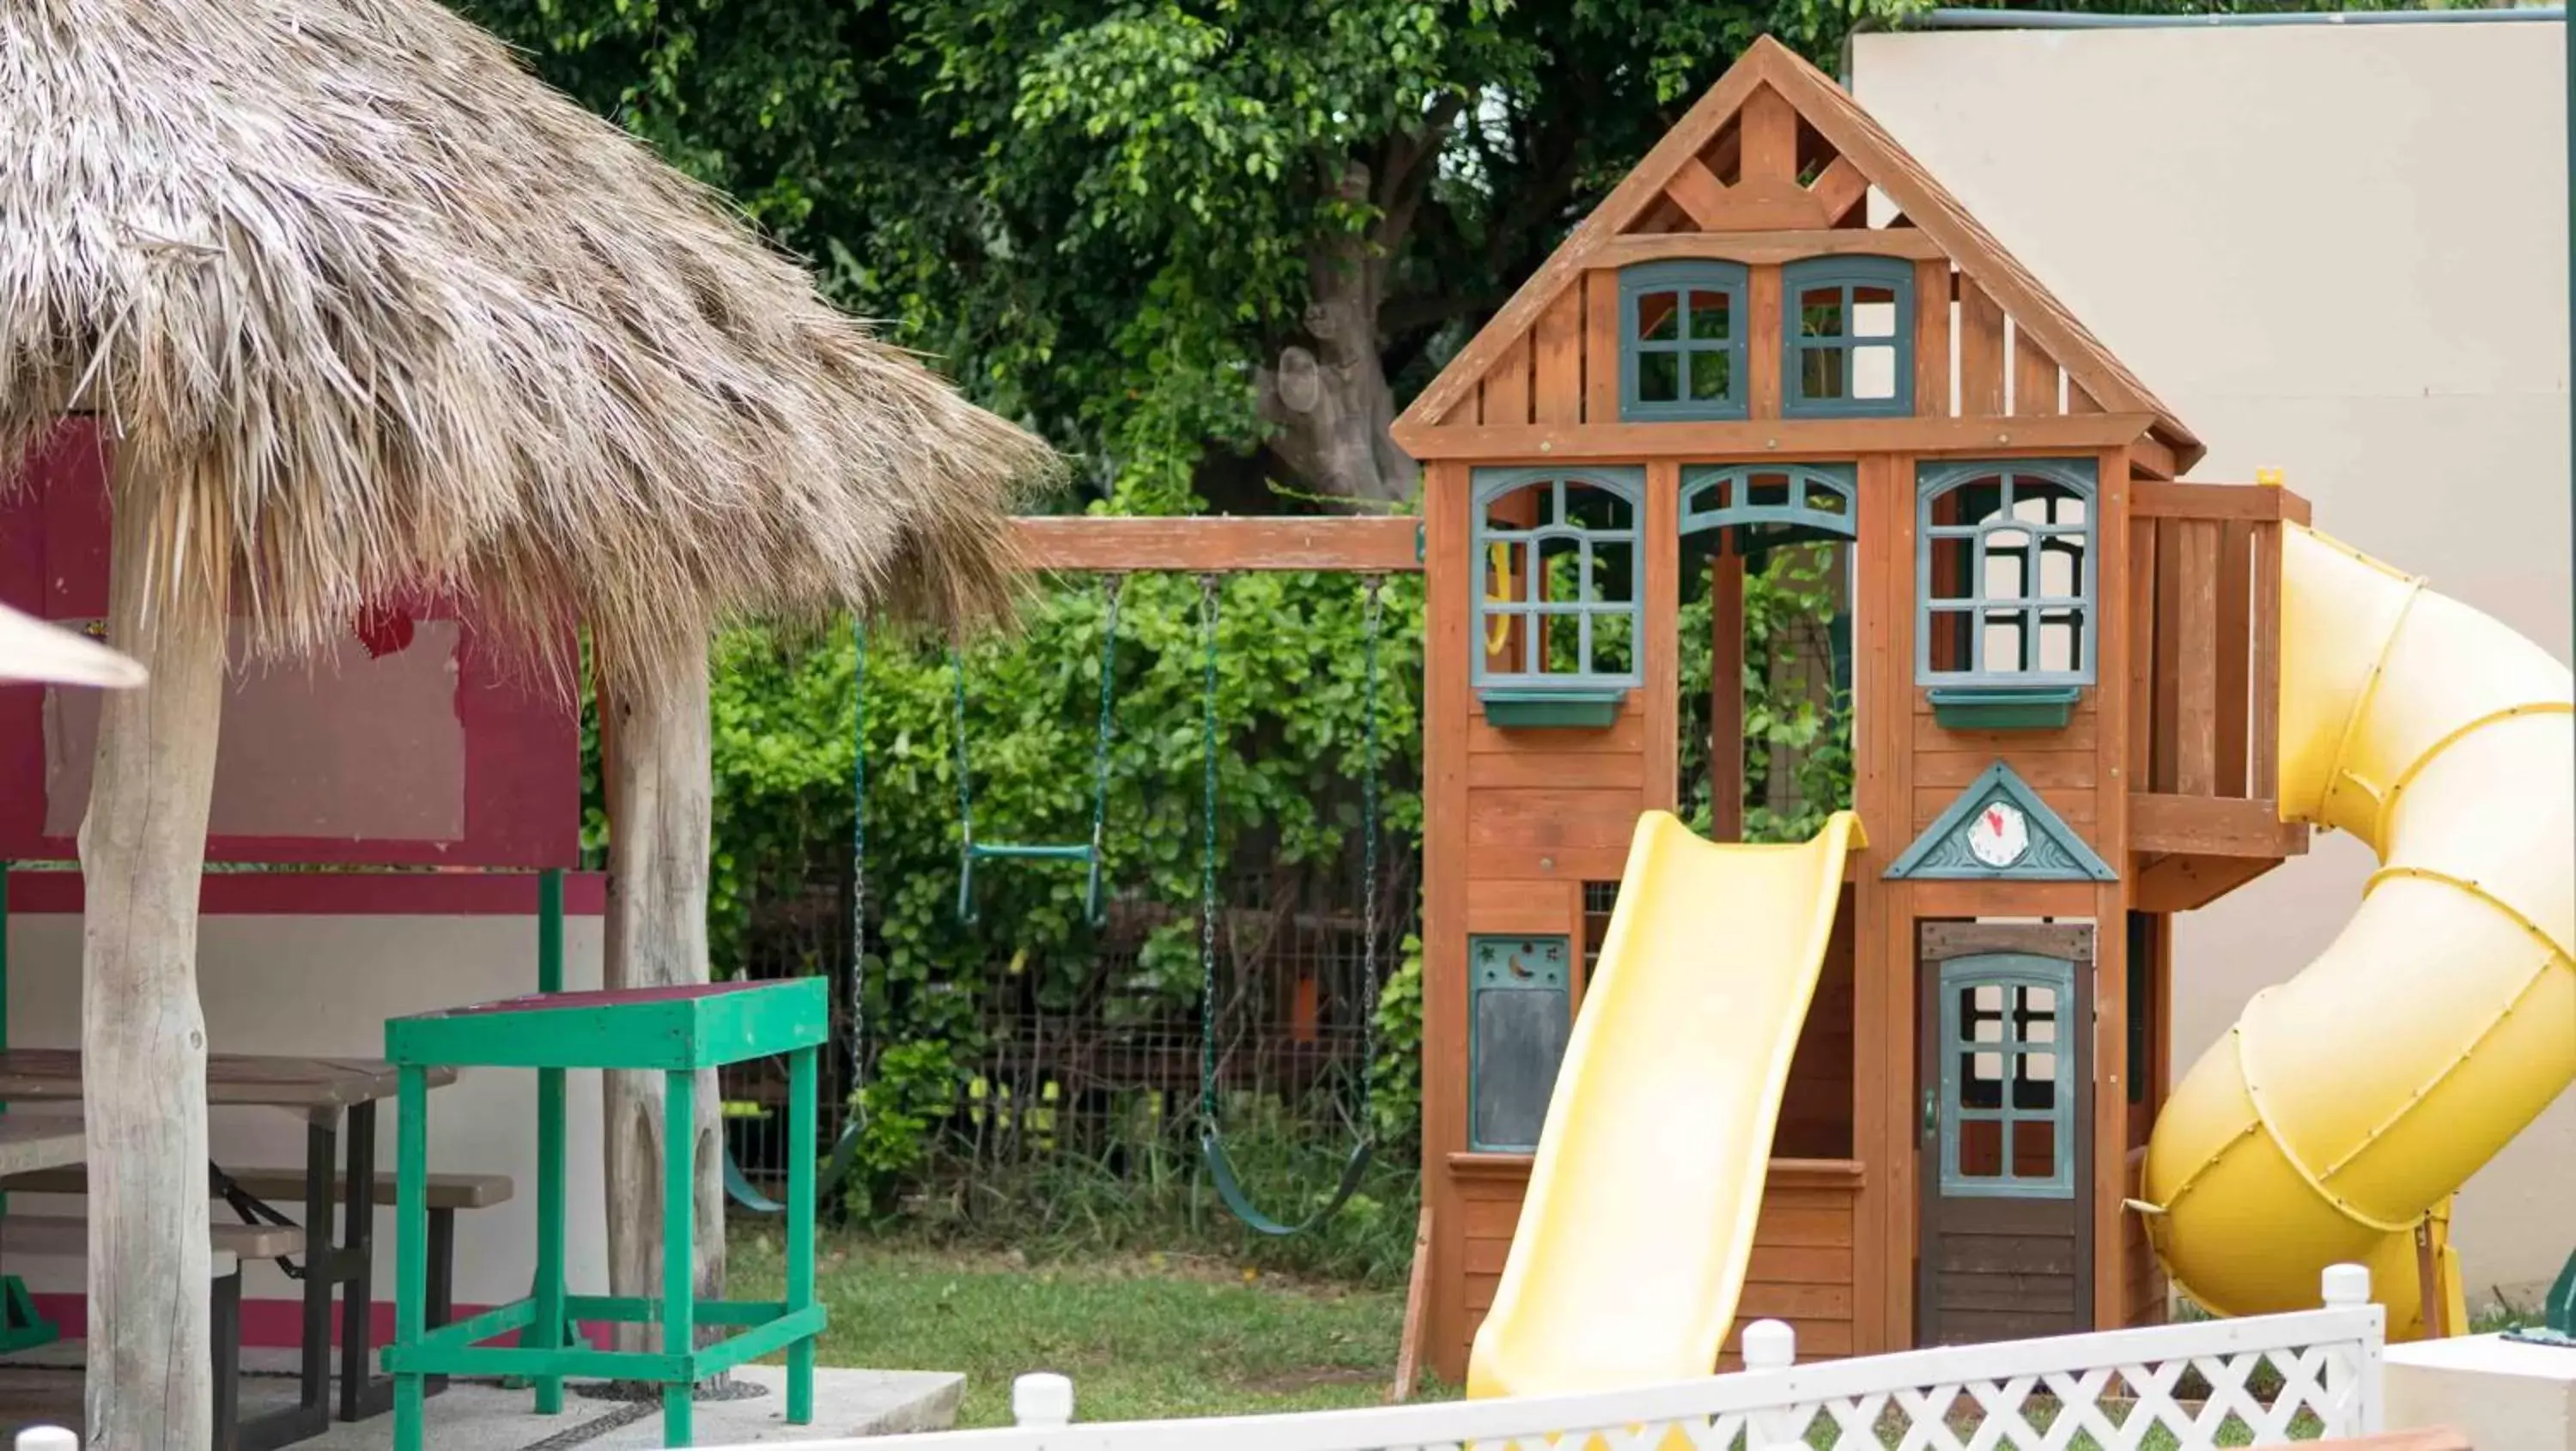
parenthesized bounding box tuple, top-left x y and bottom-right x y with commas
(457, 0, 1939, 511)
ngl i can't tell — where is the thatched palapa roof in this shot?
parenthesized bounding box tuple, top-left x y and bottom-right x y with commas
(0, 0, 1054, 687)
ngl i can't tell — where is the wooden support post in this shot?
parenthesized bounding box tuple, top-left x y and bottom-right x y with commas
(602, 644, 726, 1358)
(1710, 538, 1747, 842)
(535, 868, 568, 1412)
(80, 465, 223, 1451)
(1419, 463, 1473, 1383)
(2091, 447, 2135, 1333)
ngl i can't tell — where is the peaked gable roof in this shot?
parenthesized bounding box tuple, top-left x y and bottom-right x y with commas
(1886, 761, 2117, 882)
(1393, 37, 2201, 471)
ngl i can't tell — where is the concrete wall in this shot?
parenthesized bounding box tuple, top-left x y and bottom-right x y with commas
(1852, 21, 2572, 1308)
(3, 911, 609, 1322)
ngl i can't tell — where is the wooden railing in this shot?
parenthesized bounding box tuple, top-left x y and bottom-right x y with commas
(2127, 482, 2310, 878)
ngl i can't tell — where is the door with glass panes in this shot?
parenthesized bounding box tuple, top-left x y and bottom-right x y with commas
(1916, 925, 2093, 1345)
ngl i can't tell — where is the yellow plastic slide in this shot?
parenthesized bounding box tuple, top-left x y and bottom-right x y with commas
(1468, 809, 1864, 1399)
(2140, 523, 2574, 1340)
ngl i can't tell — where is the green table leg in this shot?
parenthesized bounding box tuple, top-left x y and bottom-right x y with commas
(786, 1046, 817, 1424)
(534, 1061, 567, 1414)
(662, 1069, 696, 1448)
(395, 1066, 429, 1451)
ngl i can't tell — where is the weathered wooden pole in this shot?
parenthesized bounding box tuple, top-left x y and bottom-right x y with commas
(77, 460, 223, 1449)
(600, 641, 726, 1357)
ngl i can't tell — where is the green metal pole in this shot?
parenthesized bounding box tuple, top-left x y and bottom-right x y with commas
(535, 866, 568, 1411)
(393, 1065, 430, 1451)
(784, 1045, 817, 1424)
(660, 1068, 697, 1448)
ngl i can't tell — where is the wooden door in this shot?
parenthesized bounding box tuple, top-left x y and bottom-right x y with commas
(1917, 924, 2093, 1345)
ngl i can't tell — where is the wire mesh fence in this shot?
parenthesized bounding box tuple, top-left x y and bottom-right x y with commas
(716, 841, 1420, 1227)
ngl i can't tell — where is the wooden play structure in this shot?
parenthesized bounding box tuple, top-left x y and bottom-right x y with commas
(1386, 38, 2316, 1382)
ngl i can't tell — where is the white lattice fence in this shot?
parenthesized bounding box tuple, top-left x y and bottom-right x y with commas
(705, 1266, 2385, 1451)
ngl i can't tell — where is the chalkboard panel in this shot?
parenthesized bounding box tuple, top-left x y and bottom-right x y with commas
(1469, 935, 1571, 1153)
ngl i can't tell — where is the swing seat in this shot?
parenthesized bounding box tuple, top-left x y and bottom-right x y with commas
(957, 835, 1108, 923)
(1200, 1130, 1376, 1239)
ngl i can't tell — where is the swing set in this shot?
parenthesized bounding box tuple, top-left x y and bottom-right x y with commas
(722, 516, 1424, 1237)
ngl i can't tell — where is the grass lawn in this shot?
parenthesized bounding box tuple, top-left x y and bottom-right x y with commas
(730, 1229, 1414, 1428)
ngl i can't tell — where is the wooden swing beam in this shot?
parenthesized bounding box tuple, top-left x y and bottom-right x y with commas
(1010, 516, 1424, 574)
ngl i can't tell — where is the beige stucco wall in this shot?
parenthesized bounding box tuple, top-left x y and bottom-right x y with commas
(3, 913, 610, 1312)
(1853, 21, 2572, 1308)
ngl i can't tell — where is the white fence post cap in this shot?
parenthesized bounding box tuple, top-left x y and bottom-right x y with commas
(2320, 1263, 2371, 1308)
(16, 1427, 76, 1451)
(1741, 1318, 1797, 1371)
(1013, 1371, 1074, 1428)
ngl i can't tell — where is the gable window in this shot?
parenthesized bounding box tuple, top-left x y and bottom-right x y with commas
(1473, 467, 1643, 724)
(1619, 261, 1747, 422)
(1783, 257, 1912, 417)
(1918, 459, 2094, 688)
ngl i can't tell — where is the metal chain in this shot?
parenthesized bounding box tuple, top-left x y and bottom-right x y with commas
(848, 618, 869, 1108)
(1087, 575, 1126, 861)
(1356, 575, 1385, 1127)
(947, 642, 975, 849)
(1195, 573, 1224, 1126)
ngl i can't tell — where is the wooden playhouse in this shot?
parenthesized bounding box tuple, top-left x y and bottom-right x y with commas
(1392, 38, 2311, 1383)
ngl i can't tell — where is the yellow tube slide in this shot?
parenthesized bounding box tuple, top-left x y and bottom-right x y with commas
(1468, 810, 1863, 1398)
(2141, 523, 2574, 1339)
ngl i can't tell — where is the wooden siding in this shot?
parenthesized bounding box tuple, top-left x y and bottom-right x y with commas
(1908, 694, 2102, 847)
(1453, 1158, 1863, 1374)
(1777, 890, 1857, 1160)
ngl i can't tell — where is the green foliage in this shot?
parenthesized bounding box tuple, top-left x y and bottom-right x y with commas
(706, 568, 1424, 1204)
(1369, 933, 1425, 1144)
(1679, 543, 1856, 843)
(457, 0, 1939, 510)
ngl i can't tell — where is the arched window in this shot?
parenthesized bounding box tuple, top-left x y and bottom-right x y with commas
(1619, 261, 1747, 422)
(1472, 467, 1645, 696)
(1917, 459, 2095, 686)
(1783, 256, 1913, 418)
(1680, 463, 1857, 550)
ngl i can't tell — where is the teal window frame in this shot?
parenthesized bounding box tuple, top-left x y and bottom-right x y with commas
(1783, 256, 1914, 419)
(1467, 935, 1572, 1154)
(1680, 462, 1858, 548)
(1917, 458, 2097, 688)
(1471, 466, 1646, 697)
(1619, 261, 1748, 422)
(1681, 459, 1857, 695)
(1937, 953, 2076, 1200)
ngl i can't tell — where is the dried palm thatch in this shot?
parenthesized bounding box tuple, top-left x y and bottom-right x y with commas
(0, 0, 1056, 694)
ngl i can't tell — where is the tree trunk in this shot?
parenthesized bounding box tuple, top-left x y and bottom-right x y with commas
(79, 459, 224, 1451)
(1256, 161, 1416, 507)
(600, 642, 726, 1360)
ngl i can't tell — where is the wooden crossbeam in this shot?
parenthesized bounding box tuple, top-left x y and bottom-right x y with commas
(1602, 229, 1946, 266)
(1010, 515, 1423, 574)
(1403, 411, 2164, 462)
(2128, 793, 2307, 858)
(1807, 155, 1869, 225)
(1662, 157, 1733, 229)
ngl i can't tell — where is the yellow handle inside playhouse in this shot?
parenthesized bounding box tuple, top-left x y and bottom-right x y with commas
(2138, 522, 2574, 1340)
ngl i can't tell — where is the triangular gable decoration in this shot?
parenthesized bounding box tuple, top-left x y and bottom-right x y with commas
(1886, 761, 2116, 882)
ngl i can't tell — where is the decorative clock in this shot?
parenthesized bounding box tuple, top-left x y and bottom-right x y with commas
(1965, 799, 2031, 869)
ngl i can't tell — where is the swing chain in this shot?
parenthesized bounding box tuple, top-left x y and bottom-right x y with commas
(1195, 574, 1224, 1127)
(850, 619, 870, 1109)
(1357, 574, 1384, 1127)
(1088, 574, 1126, 866)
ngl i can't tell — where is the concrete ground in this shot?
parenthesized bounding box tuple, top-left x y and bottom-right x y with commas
(0, 1345, 964, 1449)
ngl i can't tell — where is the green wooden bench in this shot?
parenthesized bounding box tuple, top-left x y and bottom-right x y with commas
(382, 980, 826, 1451)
